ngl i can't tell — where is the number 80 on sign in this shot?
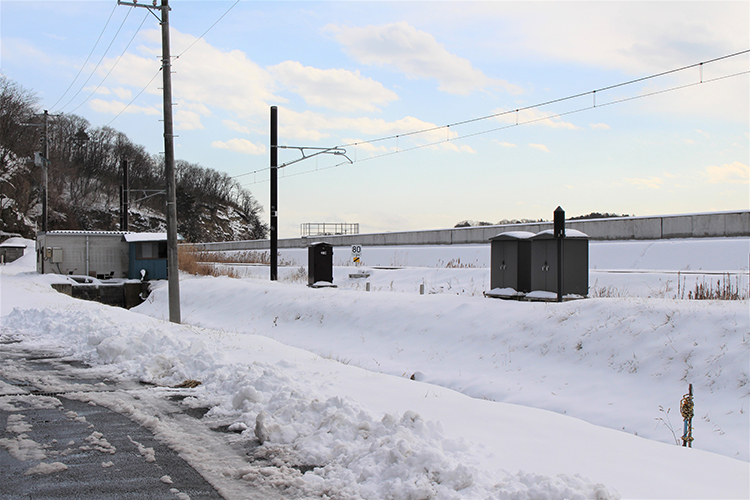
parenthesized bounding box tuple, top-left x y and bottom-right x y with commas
(351, 245, 362, 264)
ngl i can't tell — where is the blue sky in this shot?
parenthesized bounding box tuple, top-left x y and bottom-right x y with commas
(2, 1, 748, 238)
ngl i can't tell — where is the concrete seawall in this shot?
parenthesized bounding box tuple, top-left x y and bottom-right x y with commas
(188, 210, 749, 252)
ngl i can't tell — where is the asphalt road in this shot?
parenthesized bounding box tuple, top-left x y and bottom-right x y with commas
(0, 342, 227, 500)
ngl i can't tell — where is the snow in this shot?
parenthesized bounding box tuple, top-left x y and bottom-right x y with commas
(1, 237, 749, 499)
(24, 461, 68, 476)
(534, 229, 589, 238)
(123, 232, 168, 243)
(490, 231, 535, 239)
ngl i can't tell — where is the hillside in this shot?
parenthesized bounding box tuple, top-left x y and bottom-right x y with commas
(0, 76, 266, 242)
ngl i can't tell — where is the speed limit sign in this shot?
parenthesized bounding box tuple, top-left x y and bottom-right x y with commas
(351, 245, 362, 264)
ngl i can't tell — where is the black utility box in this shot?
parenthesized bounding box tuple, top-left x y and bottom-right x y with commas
(530, 230, 589, 296)
(489, 231, 534, 293)
(308, 242, 333, 286)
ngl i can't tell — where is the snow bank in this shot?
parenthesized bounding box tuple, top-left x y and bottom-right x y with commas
(1, 305, 620, 499)
(2, 236, 749, 499)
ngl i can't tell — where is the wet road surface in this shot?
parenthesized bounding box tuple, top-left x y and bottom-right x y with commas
(0, 341, 252, 500)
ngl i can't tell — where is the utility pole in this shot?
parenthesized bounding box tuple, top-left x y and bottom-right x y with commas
(118, 0, 180, 323)
(24, 110, 57, 274)
(42, 110, 49, 234)
(270, 106, 278, 281)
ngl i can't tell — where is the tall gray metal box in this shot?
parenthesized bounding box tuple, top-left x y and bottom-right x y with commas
(489, 231, 534, 292)
(530, 230, 589, 296)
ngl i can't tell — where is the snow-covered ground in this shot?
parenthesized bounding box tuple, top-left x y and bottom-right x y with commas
(1, 236, 748, 499)
(214, 237, 750, 299)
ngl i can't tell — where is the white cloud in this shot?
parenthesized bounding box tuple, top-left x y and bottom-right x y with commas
(494, 141, 517, 148)
(112, 87, 132, 100)
(495, 108, 580, 130)
(325, 22, 520, 95)
(589, 123, 610, 130)
(704, 161, 749, 184)
(625, 176, 663, 189)
(276, 109, 472, 154)
(427, 142, 476, 154)
(480, 3, 749, 123)
(492, 2, 748, 75)
(44, 33, 66, 42)
(212, 138, 266, 155)
(101, 29, 283, 118)
(175, 110, 204, 131)
(173, 101, 211, 130)
(224, 120, 251, 134)
(528, 143, 549, 152)
(1, 38, 53, 65)
(268, 61, 398, 112)
(341, 139, 389, 155)
(89, 98, 159, 116)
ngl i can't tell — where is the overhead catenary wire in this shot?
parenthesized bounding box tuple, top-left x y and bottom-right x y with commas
(336, 49, 750, 150)
(236, 50, 750, 186)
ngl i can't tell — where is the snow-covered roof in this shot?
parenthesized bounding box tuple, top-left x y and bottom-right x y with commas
(44, 230, 127, 236)
(532, 229, 589, 239)
(0, 240, 26, 248)
(123, 232, 168, 243)
(490, 231, 535, 240)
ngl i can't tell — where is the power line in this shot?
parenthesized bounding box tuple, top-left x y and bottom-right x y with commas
(69, 11, 150, 114)
(56, 8, 133, 112)
(237, 62, 749, 187)
(104, 68, 162, 127)
(49, 3, 118, 111)
(104, 0, 241, 126)
(175, 0, 241, 59)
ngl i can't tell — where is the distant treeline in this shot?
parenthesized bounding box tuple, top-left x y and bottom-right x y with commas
(455, 212, 632, 228)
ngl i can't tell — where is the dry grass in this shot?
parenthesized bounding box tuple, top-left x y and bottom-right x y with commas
(178, 244, 240, 278)
(688, 274, 747, 300)
(282, 266, 308, 284)
(439, 258, 478, 269)
(184, 248, 295, 267)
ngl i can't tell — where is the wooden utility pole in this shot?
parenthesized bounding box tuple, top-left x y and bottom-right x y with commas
(118, 0, 180, 323)
(42, 110, 49, 234)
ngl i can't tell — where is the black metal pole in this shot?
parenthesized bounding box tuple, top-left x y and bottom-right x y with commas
(119, 183, 123, 230)
(554, 206, 565, 302)
(270, 106, 278, 281)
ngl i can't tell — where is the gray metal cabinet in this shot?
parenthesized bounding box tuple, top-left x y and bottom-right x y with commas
(489, 231, 534, 292)
(530, 230, 589, 296)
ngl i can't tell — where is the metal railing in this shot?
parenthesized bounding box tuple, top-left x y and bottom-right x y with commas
(301, 223, 359, 237)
